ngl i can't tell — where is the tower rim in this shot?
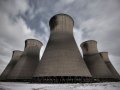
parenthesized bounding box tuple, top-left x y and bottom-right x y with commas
(99, 52, 108, 54)
(80, 40, 97, 47)
(13, 50, 23, 53)
(49, 13, 74, 27)
(25, 38, 43, 45)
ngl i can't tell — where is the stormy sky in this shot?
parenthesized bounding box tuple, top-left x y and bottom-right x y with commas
(0, 0, 120, 74)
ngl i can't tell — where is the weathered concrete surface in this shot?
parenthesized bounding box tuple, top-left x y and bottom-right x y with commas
(0, 50, 23, 80)
(81, 40, 113, 78)
(34, 14, 91, 77)
(100, 52, 120, 79)
(8, 39, 43, 80)
(80, 40, 98, 55)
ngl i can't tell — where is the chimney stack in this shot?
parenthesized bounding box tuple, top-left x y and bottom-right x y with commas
(80, 40, 98, 55)
(0, 50, 23, 81)
(8, 39, 43, 81)
(100, 52, 120, 79)
(33, 14, 91, 83)
(80, 40, 113, 79)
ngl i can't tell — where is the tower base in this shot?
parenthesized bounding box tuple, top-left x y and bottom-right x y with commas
(32, 76, 92, 83)
(31, 76, 120, 83)
(0, 76, 119, 83)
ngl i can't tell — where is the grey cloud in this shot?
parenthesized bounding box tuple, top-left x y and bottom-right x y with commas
(0, 0, 40, 74)
(0, 58, 7, 75)
(0, 0, 29, 16)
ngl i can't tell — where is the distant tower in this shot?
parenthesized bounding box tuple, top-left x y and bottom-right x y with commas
(99, 52, 120, 79)
(80, 40, 113, 79)
(0, 50, 23, 81)
(33, 14, 91, 82)
(8, 39, 43, 81)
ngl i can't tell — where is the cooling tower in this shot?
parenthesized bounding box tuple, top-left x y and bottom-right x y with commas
(8, 39, 43, 81)
(33, 14, 91, 83)
(0, 50, 23, 81)
(99, 52, 120, 79)
(80, 40, 114, 79)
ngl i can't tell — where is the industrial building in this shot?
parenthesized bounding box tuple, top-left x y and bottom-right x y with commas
(0, 13, 119, 83)
(7, 39, 43, 81)
(33, 14, 92, 83)
(0, 50, 23, 81)
(80, 40, 117, 81)
(99, 52, 120, 79)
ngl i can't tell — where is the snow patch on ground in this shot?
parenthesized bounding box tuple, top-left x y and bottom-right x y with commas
(0, 82, 120, 90)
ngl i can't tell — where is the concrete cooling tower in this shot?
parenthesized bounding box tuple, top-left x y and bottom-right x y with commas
(8, 39, 43, 81)
(33, 14, 91, 83)
(1, 13, 119, 83)
(80, 40, 115, 81)
(99, 52, 120, 79)
(0, 50, 23, 81)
